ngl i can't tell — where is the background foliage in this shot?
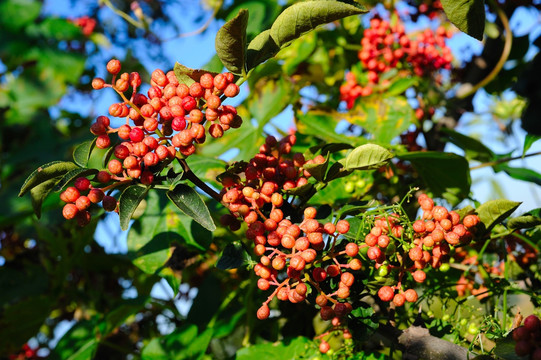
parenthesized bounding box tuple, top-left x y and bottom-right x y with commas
(2, 0, 541, 359)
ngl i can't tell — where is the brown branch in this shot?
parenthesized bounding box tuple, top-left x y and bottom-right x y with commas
(398, 326, 474, 360)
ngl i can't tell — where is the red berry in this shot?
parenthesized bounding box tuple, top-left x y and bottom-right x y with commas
(256, 304, 270, 320)
(336, 219, 350, 234)
(345, 242, 359, 257)
(378, 286, 394, 302)
(102, 195, 117, 212)
(319, 341, 330, 354)
(106, 59, 121, 74)
(88, 188, 104, 204)
(404, 289, 418, 302)
(62, 203, 78, 219)
(524, 314, 541, 332)
(393, 293, 406, 307)
(413, 270, 427, 283)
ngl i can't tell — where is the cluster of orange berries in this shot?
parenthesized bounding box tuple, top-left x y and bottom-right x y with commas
(219, 134, 322, 231)
(513, 314, 541, 359)
(340, 17, 452, 109)
(370, 194, 481, 306)
(60, 60, 243, 225)
(60, 177, 117, 226)
(218, 136, 362, 338)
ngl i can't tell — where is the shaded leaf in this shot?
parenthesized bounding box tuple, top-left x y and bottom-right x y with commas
(216, 242, 251, 270)
(49, 318, 99, 360)
(174, 62, 219, 87)
(166, 183, 216, 231)
(119, 185, 149, 231)
(246, 30, 280, 71)
(398, 152, 471, 205)
(73, 139, 96, 167)
(215, 9, 248, 75)
(440, 0, 485, 40)
(507, 212, 541, 230)
(344, 144, 393, 171)
(477, 199, 521, 234)
(54, 168, 99, 192)
(441, 128, 494, 163)
(30, 176, 63, 218)
(19, 161, 79, 197)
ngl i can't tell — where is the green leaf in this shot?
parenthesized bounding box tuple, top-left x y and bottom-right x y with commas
(73, 139, 96, 167)
(476, 199, 521, 234)
(29, 176, 63, 218)
(50, 318, 99, 360)
(216, 242, 251, 270)
(30, 17, 82, 40)
(237, 337, 317, 359)
(297, 112, 365, 146)
(247, 77, 292, 123)
(507, 212, 541, 230)
(215, 9, 249, 75)
(19, 161, 79, 197)
(166, 184, 216, 231)
(344, 144, 393, 171)
(53, 168, 99, 192)
(303, 157, 329, 182)
(269, 1, 367, 48)
(173, 62, 219, 87)
(440, 0, 485, 41)
(441, 128, 494, 163)
(523, 134, 541, 156)
(0, 0, 41, 32)
(386, 76, 419, 97)
(246, 30, 280, 70)
(186, 155, 227, 189)
(398, 152, 471, 205)
(0, 295, 53, 355)
(348, 96, 415, 143)
(119, 185, 150, 231)
(104, 297, 149, 334)
(494, 164, 541, 186)
(127, 191, 210, 274)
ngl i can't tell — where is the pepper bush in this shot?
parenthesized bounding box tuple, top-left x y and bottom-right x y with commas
(3, 0, 541, 359)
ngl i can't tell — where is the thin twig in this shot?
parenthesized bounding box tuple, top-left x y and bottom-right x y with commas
(470, 151, 541, 170)
(456, 0, 512, 99)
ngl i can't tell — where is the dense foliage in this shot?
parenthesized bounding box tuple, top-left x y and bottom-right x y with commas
(2, 0, 541, 359)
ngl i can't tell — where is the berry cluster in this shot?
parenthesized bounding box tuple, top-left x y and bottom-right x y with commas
(340, 17, 452, 109)
(60, 177, 116, 226)
(368, 194, 481, 306)
(218, 136, 362, 347)
(513, 315, 541, 359)
(454, 249, 503, 299)
(219, 134, 319, 231)
(71, 16, 97, 36)
(60, 59, 242, 225)
(9, 344, 42, 360)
